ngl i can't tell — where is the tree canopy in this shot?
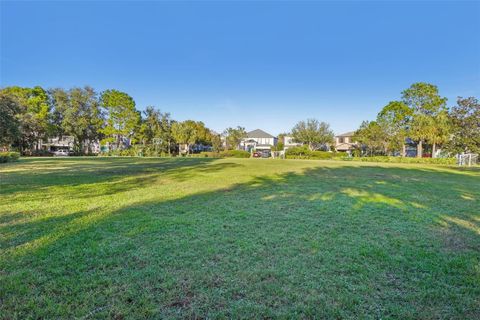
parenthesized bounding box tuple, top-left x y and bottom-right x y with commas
(291, 119, 334, 151)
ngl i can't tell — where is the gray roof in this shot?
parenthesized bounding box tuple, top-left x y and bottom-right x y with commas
(247, 129, 275, 139)
(336, 131, 355, 137)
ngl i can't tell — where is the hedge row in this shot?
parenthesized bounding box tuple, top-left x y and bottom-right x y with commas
(0, 152, 20, 163)
(342, 156, 456, 165)
(285, 146, 348, 160)
(192, 150, 251, 158)
(99, 148, 172, 157)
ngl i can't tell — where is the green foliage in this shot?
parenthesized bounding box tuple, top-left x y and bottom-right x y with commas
(198, 150, 251, 158)
(353, 121, 389, 156)
(0, 86, 51, 153)
(401, 82, 447, 115)
(220, 149, 251, 158)
(135, 106, 173, 154)
(446, 97, 480, 154)
(342, 156, 456, 165)
(49, 87, 104, 153)
(100, 89, 140, 148)
(291, 119, 334, 151)
(285, 146, 347, 159)
(377, 101, 412, 155)
(223, 126, 247, 150)
(401, 82, 448, 157)
(171, 120, 209, 154)
(272, 141, 284, 151)
(209, 133, 223, 152)
(99, 144, 172, 157)
(0, 151, 20, 163)
(0, 93, 21, 148)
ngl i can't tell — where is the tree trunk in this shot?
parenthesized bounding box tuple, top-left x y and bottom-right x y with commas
(116, 135, 121, 150)
(417, 140, 423, 158)
(401, 143, 406, 157)
(432, 142, 437, 158)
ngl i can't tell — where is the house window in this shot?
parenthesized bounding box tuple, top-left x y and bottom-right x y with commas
(339, 137, 344, 143)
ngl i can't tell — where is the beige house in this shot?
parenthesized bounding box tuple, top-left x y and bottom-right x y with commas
(334, 131, 356, 153)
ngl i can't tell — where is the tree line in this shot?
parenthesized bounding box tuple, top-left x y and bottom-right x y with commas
(0, 86, 253, 155)
(353, 82, 479, 157)
(1, 83, 478, 158)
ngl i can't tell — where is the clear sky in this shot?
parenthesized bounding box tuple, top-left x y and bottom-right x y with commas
(1, 1, 479, 135)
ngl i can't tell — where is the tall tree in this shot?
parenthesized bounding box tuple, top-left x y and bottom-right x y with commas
(354, 120, 389, 156)
(401, 83, 448, 157)
(223, 126, 247, 150)
(0, 86, 51, 153)
(100, 89, 140, 149)
(136, 106, 174, 154)
(50, 86, 103, 153)
(425, 110, 450, 157)
(209, 131, 223, 152)
(291, 119, 334, 151)
(447, 97, 480, 154)
(0, 93, 21, 150)
(171, 120, 199, 154)
(377, 101, 413, 156)
(48, 88, 69, 139)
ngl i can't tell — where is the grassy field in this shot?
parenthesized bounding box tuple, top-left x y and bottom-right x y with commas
(1, 157, 479, 319)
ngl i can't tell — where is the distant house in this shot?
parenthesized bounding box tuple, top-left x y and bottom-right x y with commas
(283, 136, 302, 150)
(334, 131, 356, 153)
(40, 136, 101, 154)
(241, 129, 278, 152)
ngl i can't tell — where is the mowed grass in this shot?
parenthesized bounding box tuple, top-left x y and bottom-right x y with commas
(0, 157, 479, 319)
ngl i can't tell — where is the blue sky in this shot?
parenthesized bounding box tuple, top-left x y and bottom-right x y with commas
(1, 1, 479, 135)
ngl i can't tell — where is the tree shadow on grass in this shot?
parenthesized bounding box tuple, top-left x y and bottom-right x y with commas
(0, 157, 243, 199)
(0, 157, 211, 191)
(1, 162, 479, 319)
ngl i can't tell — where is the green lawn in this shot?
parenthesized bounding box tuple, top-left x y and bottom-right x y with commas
(1, 157, 479, 319)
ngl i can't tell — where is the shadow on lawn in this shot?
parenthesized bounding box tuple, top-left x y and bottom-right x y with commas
(0, 157, 243, 198)
(1, 161, 479, 318)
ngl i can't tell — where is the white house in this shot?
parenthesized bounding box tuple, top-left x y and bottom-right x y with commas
(283, 136, 302, 150)
(240, 129, 278, 152)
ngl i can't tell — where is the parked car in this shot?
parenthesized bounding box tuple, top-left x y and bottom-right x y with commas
(53, 150, 70, 157)
(253, 150, 271, 158)
(260, 150, 271, 158)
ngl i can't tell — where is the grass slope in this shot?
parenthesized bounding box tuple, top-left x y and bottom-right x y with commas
(1, 158, 479, 319)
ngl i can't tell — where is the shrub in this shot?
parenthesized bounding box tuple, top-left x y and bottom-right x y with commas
(285, 146, 348, 160)
(23, 149, 53, 157)
(195, 150, 251, 158)
(221, 150, 251, 158)
(98, 145, 172, 157)
(344, 156, 456, 165)
(0, 152, 20, 163)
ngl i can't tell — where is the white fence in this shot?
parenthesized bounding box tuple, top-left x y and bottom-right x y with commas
(457, 154, 478, 166)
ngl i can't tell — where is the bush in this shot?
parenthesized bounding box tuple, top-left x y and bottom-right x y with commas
(98, 145, 172, 158)
(0, 152, 20, 163)
(343, 156, 456, 165)
(22, 149, 53, 157)
(285, 146, 348, 160)
(196, 150, 251, 158)
(221, 150, 251, 158)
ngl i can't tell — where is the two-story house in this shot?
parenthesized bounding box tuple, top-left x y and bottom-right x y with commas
(241, 129, 278, 152)
(334, 131, 356, 153)
(283, 136, 302, 150)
